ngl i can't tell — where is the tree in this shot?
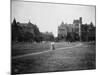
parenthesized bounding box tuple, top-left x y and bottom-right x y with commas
(12, 18, 20, 42)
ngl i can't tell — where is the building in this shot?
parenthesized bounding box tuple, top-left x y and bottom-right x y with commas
(17, 21, 40, 35)
(58, 17, 82, 41)
(57, 17, 95, 41)
(41, 32, 54, 41)
(87, 22, 96, 41)
(58, 22, 68, 39)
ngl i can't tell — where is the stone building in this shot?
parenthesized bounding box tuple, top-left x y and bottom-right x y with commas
(57, 17, 96, 41)
(58, 17, 82, 41)
(17, 21, 39, 34)
(58, 22, 68, 39)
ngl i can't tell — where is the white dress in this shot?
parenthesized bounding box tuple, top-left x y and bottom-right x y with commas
(50, 42, 55, 50)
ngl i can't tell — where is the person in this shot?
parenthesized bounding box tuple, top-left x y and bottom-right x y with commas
(68, 40, 70, 44)
(50, 42, 55, 50)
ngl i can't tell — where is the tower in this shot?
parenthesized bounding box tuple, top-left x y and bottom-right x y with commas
(79, 17, 82, 41)
(79, 17, 82, 25)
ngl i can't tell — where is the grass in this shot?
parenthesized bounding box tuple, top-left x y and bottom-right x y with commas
(12, 42, 50, 56)
(12, 42, 79, 56)
(11, 42, 96, 74)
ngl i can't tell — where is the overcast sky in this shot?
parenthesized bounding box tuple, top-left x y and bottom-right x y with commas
(12, 0, 95, 37)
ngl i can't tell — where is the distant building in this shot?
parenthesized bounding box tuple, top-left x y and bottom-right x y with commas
(12, 19, 55, 42)
(44, 32, 54, 36)
(17, 21, 40, 34)
(58, 22, 68, 39)
(87, 22, 96, 41)
(41, 32, 54, 41)
(58, 17, 82, 41)
(58, 17, 95, 41)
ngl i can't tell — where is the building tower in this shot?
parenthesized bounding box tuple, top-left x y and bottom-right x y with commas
(79, 17, 82, 41)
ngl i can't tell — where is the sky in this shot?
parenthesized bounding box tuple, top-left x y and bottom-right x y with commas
(11, 0, 96, 37)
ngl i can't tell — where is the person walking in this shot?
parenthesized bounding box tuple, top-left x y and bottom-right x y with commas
(50, 42, 55, 50)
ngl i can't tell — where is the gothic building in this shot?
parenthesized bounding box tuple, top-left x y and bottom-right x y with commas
(58, 17, 95, 41)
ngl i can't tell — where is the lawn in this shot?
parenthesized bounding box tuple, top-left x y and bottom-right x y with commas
(12, 42, 96, 74)
(12, 42, 79, 56)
